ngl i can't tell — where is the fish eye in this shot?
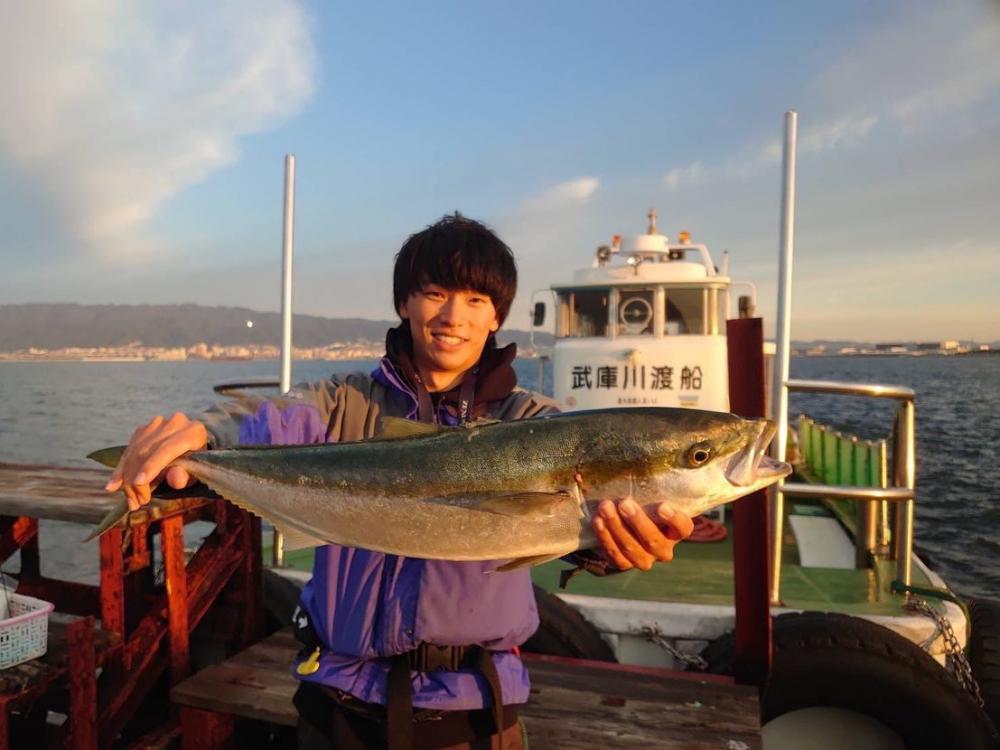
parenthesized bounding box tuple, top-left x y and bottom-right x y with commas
(686, 443, 713, 467)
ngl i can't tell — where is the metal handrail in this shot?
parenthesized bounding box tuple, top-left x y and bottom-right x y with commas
(770, 378, 917, 604)
(785, 379, 915, 400)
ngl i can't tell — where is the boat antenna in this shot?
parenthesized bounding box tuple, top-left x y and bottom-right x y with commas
(647, 208, 658, 235)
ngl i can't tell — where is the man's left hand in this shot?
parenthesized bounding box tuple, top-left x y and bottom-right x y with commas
(592, 498, 694, 571)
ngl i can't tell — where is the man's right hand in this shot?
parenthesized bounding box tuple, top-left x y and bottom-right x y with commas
(104, 413, 209, 511)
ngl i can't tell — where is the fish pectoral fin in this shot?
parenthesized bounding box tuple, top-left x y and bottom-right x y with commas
(377, 417, 450, 440)
(476, 492, 571, 519)
(276, 525, 326, 551)
(492, 553, 564, 573)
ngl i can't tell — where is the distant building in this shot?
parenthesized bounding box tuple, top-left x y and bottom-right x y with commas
(875, 343, 909, 353)
(941, 340, 961, 351)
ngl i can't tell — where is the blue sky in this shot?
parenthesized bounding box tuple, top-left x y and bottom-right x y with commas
(1, 1, 998, 341)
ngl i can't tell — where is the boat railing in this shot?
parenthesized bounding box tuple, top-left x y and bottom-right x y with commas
(773, 378, 916, 604)
(213, 378, 281, 395)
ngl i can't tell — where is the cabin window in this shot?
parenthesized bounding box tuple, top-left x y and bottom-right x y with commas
(664, 288, 707, 335)
(559, 290, 609, 337)
(617, 289, 655, 336)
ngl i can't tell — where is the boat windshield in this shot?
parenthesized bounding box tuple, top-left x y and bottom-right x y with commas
(665, 288, 707, 335)
(560, 290, 609, 338)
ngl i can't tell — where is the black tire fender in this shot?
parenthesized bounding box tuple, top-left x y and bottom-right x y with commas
(969, 597, 1000, 730)
(523, 585, 616, 662)
(701, 611, 998, 750)
(262, 567, 305, 633)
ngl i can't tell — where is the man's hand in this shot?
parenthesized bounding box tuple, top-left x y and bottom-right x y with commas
(104, 413, 209, 511)
(592, 498, 694, 571)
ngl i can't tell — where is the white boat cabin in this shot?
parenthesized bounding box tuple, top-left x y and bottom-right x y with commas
(532, 211, 756, 413)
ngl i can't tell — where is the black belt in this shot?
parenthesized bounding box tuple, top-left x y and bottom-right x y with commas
(405, 642, 471, 672)
(389, 644, 506, 750)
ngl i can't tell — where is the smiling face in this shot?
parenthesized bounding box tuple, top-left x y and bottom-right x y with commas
(399, 283, 500, 390)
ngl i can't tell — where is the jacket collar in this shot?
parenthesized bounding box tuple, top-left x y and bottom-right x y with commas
(381, 324, 518, 421)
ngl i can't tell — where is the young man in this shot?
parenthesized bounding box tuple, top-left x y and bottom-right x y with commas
(106, 215, 693, 749)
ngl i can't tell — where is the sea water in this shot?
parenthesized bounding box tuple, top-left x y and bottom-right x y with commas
(0, 355, 996, 598)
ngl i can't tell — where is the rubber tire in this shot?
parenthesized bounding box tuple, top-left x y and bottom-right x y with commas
(701, 611, 998, 750)
(523, 585, 617, 662)
(263, 567, 305, 633)
(969, 597, 1000, 730)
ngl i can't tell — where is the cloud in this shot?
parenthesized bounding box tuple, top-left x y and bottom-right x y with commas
(0, 1, 316, 256)
(663, 114, 880, 191)
(663, 162, 703, 190)
(520, 176, 599, 212)
(662, 4, 1000, 192)
(814, 5, 1000, 130)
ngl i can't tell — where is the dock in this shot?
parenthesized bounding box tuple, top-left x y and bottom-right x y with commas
(0, 462, 762, 748)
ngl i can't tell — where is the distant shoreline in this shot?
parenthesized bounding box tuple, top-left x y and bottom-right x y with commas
(0, 351, 993, 363)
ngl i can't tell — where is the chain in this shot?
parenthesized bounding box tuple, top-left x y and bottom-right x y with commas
(640, 625, 708, 671)
(904, 594, 984, 708)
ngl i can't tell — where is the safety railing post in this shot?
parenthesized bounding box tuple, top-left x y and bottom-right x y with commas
(893, 400, 916, 588)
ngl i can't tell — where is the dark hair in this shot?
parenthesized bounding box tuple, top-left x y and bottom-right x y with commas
(392, 213, 517, 326)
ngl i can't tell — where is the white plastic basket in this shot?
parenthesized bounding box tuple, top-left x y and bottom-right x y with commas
(0, 592, 54, 670)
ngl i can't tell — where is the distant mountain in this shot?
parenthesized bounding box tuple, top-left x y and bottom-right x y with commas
(0, 303, 550, 351)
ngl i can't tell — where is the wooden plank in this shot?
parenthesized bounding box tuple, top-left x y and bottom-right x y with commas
(68, 616, 99, 750)
(0, 462, 213, 525)
(170, 629, 761, 747)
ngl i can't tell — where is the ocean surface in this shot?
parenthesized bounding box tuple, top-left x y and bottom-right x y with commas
(0, 355, 996, 598)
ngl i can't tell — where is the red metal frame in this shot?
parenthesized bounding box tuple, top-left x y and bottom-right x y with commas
(726, 317, 773, 688)
(0, 492, 262, 748)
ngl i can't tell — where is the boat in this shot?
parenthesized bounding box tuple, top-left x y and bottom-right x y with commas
(254, 117, 999, 746)
(514, 116, 999, 745)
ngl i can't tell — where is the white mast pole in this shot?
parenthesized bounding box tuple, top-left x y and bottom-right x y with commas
(770, 111, 797, 604)
(274, 154, 296, 567)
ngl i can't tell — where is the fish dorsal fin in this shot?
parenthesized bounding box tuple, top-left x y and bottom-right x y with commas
(477, 492, 572, 519)
(377, 417, 448, 440)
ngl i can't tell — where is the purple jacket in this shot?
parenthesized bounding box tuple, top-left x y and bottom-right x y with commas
(236, 359, 543, 710)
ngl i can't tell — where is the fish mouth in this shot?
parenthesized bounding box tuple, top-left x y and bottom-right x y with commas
(725, 420, 792, 487)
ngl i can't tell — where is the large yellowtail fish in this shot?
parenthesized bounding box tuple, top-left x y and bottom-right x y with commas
(87, 408, 790, 569)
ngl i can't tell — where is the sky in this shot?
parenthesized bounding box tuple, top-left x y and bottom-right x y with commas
(1, 1, 998, 342)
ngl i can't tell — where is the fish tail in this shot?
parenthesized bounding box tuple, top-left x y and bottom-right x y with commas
(83, 497, 131, 542)
(87, 445, 127, 468)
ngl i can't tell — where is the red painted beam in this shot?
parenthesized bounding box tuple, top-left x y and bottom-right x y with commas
(180, 706, 234, 750)
(68, 616, 99, 750)
(0, 515, 38, 563)
(99, 528, 125, 640)
(162, 515, 191, 683)
(726, 317, 772, 687)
